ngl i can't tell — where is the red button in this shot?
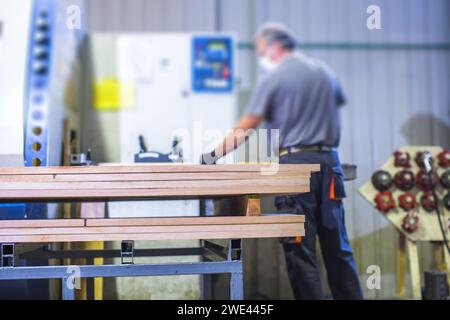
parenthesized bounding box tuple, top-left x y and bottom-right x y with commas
(223, 67, 230, 78)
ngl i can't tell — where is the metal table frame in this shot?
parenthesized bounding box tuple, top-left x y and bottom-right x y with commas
(0, 239, 244, 300)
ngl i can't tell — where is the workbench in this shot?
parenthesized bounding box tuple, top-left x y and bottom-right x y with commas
(0, 163, 318, 300)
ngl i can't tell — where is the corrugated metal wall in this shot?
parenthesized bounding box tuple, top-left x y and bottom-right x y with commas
(84, 0, 450, 298)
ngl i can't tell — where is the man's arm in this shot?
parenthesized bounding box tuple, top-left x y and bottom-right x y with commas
(200, 114, 263, 164)
(200, 76, 273, 164)
(214, 114, 263, 159)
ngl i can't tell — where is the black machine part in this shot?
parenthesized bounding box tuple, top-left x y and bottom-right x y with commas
(371, 170, 393, 191)
(70, 148, 93, 166)
(423, 270, 449, 300)
(138, 135, 148, 153)
(134, 135, 176, 163)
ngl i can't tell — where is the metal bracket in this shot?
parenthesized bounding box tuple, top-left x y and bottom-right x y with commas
(70, 148, 93, 166)
(228, 239, 242, 261)
(1, 243, 15, 267)
(121, 240, 134, 264)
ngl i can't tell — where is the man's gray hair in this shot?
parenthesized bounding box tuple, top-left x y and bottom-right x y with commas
(256, 22, 297, 50)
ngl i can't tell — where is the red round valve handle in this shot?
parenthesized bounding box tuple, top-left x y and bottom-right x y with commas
(398, 193, 417, 211)
(437, 149, 450, 168)
(375, 191, 396, 213)
(402, 212, 419, 233)
(394, 150, 411, 168)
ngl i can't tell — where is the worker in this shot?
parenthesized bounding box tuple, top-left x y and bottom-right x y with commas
(201, 22, 363, 300)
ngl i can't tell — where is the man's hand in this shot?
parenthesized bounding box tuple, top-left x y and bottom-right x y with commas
(200, 151, 219, 165)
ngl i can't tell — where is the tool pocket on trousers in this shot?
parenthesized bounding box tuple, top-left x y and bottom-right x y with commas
(331, 168, 346, 200)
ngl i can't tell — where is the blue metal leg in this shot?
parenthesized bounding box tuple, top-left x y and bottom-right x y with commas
(230, 270, 244, 300)
(228, 239, 244, 300)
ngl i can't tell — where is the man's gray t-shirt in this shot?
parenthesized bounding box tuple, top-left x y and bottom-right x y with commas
(246, 53, 346, 149)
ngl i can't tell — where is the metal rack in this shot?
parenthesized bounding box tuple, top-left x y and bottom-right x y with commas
(0, 239, 244, 300)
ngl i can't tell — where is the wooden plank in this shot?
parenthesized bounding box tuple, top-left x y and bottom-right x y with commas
(443, 243, 450, 288)
(0, 228, 305, 243)
(0, 215, 305, 243)
(0, 163, 316, 201)
(0, 171, 309, 183)
(433, 242, 446, 272)
(245, 195, 261, 216)
(0, 185, 310, 201)
(86, 215, 305, 227)
(0, 178, 309, 190)
(0, 219, 85, 228)
(407, 239, 422, 300)
(0, 215, 305, 228)
(396, 232, 407, 299)
(0, 223, 304, 236)
(0, 164, 320, 175)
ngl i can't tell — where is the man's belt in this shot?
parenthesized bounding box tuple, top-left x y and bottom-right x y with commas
(279, 145, 336, 157)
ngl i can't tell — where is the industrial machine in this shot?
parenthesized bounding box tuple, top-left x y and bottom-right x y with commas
(0, 0, 85, 298)
(80, 32, 237, 219)
(0, 0, 85, 218)
(80, 32, 236, 163)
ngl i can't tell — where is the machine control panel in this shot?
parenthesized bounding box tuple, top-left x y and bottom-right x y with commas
(192, 36, 233, 93)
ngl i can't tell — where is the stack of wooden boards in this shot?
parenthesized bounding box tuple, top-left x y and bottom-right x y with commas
(0, 215, 305, 243)
(0, 164, 318, 201)
(0, 163, 319, 242)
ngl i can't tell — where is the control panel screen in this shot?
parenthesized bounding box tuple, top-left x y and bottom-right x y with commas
(192, 36, 233, 93)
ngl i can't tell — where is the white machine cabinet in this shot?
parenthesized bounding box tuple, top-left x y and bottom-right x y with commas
(84, 33, 237, 219)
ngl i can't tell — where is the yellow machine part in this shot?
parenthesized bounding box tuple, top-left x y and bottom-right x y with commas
(75, 241, 104, 300)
